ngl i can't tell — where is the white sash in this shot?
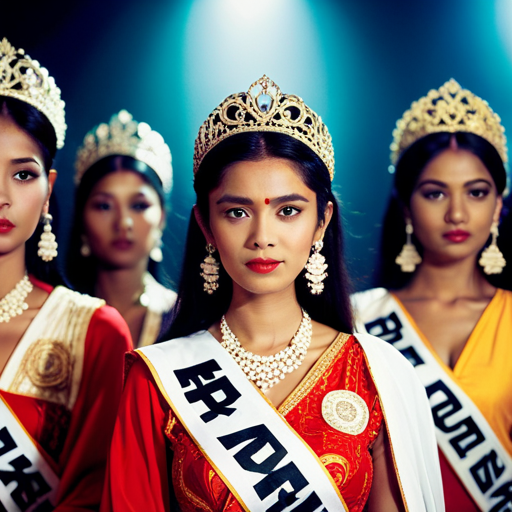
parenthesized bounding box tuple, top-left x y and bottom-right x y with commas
(0, 396, 59, 512)
(352, 288, 512, 511)
(138, 331, 347, 512)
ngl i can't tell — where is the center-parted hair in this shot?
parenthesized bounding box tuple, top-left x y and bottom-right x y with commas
(164, 132, 353, 340)
(66, 155, 167, 294)
(376, 131, 511, 290)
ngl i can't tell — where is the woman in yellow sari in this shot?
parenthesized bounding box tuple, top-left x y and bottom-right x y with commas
(352, 79, 512, 512)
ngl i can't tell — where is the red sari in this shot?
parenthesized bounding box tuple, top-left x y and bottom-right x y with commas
(1, 279, 132, 511)
(102, 333, 384, 512)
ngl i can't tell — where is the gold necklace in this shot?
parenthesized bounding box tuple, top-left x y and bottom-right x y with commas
(0, 274, 33, 323)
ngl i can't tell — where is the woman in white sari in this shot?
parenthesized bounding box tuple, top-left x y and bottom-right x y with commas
(67, 111, 177, 347)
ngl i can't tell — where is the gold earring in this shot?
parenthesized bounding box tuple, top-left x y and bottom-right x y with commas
(200, 244, 219, 294)
(395, 219, 422, 272)
(304, 240, 328, 295)
(38, 213, 58, 262)
(479, 222, 506, 275)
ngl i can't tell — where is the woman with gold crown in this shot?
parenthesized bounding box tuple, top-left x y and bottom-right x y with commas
(352, 79, 512, 511)
(0, 39, 132, 510)
(102, 76, 444, 512)
(67, 111, 177, 347)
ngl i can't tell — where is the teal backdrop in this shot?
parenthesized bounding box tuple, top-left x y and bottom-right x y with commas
(2, 0, 512, 290)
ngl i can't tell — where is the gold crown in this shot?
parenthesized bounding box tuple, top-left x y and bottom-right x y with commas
(75, 110, 173, 194)
(194, 75, 335, 180)
(391, 79, 507, 165)
(0, 38, 66, 149)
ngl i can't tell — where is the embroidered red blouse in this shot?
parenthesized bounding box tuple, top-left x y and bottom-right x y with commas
(102, 333, 384, 511)
(1, 278, 132, 510)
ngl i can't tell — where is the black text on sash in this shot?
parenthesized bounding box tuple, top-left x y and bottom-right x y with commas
(174, 360, 328, 512)
(365, 313, 512, 511)
(0, 426, 54, 512)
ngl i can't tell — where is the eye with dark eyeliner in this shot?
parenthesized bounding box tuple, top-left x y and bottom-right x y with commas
(278, 205, 301, 217)
(14, 170, 38, 181)
(421, 189, 444, 200)
(91, 201, 112, 211)
(468, 188, 490, 198)
(225, 208, 248, 219)
(131, 201, 151, 212)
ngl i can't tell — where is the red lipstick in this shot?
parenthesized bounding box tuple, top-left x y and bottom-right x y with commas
(0, 219, 14, 233)
(443, 229, 470, 243)
(112, 239, 133, 250)
(246, 258, 281, 274)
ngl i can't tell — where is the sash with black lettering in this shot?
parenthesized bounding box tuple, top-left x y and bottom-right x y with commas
(0, 395, 59, 512)
(353, 288, 512, 511)
(138, 331, 347, 512)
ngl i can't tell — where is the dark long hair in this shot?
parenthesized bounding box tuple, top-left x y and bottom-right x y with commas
(165, 132, 354, 340)
(375, 132, 510, 290)
(0, 97, 64, 286)
(67, 155, 168, 295)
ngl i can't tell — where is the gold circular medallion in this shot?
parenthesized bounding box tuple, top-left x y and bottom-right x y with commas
(321, 390, 369, 435)
(24, 339, 71, 389)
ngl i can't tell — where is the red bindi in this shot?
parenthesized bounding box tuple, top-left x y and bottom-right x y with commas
(265, 198, 270, 205)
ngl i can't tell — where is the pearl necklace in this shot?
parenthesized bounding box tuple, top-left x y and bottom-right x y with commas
(220, 309, 312, 391)
(0, 274, 33, 323)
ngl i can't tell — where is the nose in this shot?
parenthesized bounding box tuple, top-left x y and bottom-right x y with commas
(445, 193, 468, 225)
(0, 181, 11, 209)
(116, 207, 134, 233)
(249, 215, 275, 249)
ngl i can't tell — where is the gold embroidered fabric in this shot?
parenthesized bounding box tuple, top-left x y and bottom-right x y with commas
(0, 287, 104, 409)
(279, 332, 350, 416)
(162, 333, 383, 512)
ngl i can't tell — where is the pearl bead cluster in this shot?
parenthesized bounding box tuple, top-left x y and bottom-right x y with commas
(37, 214, 58, 262)
(0, 275, 33, 323)
(220, 309, 312, 391)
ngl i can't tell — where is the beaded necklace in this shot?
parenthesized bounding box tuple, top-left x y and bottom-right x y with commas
(0, 274, 33, 323)
(220, 309, 312, 391)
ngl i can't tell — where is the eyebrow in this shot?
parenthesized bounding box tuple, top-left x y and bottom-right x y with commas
(90, 191, 150, 199)
(89, 191, 113, 199)
(216, 194, 253, 205)
(417, 178, 493, 188)
(216, 193, 309, 205)
(11, 157, 41, 166)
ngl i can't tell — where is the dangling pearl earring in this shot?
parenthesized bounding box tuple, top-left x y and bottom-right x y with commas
(395, 219, 422, 272)
(479, 222, 506, 275)
(149, 229, 163, 262)
(38, 213, 58, 262)
(304, 240, 328, 295)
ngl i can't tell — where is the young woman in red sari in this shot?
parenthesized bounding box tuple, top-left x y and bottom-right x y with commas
(0, 39, 132, 510)
(103, 76, 444, 512)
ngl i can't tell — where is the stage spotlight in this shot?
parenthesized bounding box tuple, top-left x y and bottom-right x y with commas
(222, 0, 279, 21)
